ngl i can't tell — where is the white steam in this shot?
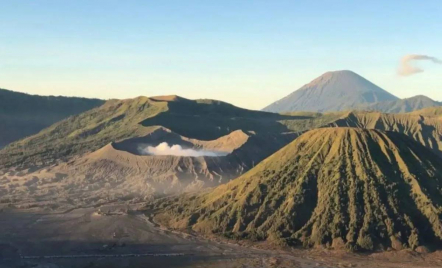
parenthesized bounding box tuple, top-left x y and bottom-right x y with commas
(398, 54, 441, 76)
(139, 142, 229, 157)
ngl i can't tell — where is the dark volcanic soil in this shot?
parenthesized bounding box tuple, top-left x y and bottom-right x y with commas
(0, 206, 441, 268)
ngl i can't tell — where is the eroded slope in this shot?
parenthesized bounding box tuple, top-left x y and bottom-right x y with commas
(153, 128, 442, 251)
(328, 111, 442, 157)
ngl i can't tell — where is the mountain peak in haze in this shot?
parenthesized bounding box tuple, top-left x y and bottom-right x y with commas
(263, 70, 399, 113)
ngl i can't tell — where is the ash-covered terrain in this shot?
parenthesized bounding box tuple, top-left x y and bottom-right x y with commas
(1, 206, 442, 268)
(1, 91, 442, 268)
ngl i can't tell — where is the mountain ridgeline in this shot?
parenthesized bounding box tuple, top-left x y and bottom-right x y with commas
(153, 128, 442, 251)
(0, 96, 347, 209)
(0, 88, 104, 148)
(5, 94, 442, 171)
(0, 95, 345, 168)
(410, 106, 442, 117)
(360, 95, 442, 113)
(327, 111, 442, 158)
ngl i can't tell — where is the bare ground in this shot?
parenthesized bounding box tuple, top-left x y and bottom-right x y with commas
(0, 206, 441, 268)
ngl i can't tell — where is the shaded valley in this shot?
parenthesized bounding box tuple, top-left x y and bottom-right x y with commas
(0, 88, 104, 148)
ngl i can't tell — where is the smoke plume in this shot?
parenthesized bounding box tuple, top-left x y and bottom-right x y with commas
(139, 142, 228, 157)
(398, 54, 441, 76)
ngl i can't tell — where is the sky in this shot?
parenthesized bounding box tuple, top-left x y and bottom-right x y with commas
(1, 0, 441, 110)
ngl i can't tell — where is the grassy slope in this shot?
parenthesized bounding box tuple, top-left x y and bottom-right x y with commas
(0, 96, 343, 168)
(153, 128, 442, 251)
(328, 111, 442, 157)
(409, 107, 442, 117)
(2, 95, 442, 169)
(0, 97, 166, 167)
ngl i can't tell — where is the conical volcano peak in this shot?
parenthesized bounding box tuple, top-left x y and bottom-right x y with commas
(263, 71, 398, 113)
(304, 70, 365, 89)
(315, 70, 360, 79)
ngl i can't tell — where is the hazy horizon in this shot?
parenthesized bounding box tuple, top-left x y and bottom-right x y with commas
(1, 1, 441, 109)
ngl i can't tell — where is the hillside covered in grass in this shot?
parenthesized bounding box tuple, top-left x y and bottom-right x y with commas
(328, 111, 442, 157)
(409, 106, 442, 117)
(153, 128, 442, 251)
(0, 95, 344, 168)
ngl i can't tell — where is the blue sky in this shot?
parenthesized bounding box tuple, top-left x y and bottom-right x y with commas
(1, 0, 441, 109)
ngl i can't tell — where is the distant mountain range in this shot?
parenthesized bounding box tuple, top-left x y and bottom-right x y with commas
(0, 71, 442, 151)
(360, 95, 442, 113)
(2, 70, 440, 150)
(263, 70, 441, 113)
(0, 88, 104, 148)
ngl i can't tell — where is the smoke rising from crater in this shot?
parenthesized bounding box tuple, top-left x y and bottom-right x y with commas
(398, 54, 441, 76)
(139, 142, 229, 157)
